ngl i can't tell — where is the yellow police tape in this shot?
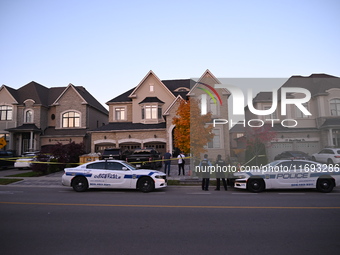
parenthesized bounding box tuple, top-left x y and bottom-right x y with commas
(0, 156, 192, 166)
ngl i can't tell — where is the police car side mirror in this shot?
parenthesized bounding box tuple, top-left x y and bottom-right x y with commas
(122, 167, 128, 170)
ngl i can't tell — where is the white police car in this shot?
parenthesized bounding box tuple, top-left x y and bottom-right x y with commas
(234, 160, 340, 193)
(62, 160, 167, 192)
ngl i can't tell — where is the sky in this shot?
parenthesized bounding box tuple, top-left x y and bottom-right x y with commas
(0, 0, 339, 109)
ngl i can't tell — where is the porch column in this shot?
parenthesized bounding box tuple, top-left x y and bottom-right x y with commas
(29, 131, 34, 152)
(18, 134, 22, 155)
(328, 128, 334, 146)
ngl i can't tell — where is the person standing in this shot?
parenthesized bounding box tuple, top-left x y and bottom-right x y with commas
(163, 150, 172, 176)
(177, 151, 185, 175)
(215, 154, 227, 191)
(200, 154, 211, 191)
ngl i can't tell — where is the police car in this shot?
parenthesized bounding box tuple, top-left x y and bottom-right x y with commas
(62, 160, 167, 192)
(233, 160, 340, 193)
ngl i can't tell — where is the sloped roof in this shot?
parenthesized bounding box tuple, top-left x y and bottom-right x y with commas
(229, 123, 246, 133)
(320, 118, 340, 128)
(282, 74, 340, 97)
(16, 81, 50, 105)
(253, 74, 340, 102)
(162, 79, 194, 98)
(73, 86, 108, 113)
(3, 81, 108, 115)
(6, 124, 41, 132)
(107, 87, 135, 103)
(107, 79, 194, 104)
(139, 97, 164, 104)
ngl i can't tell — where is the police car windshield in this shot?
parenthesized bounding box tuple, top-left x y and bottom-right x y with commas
(123, 162, 138, 170)
(265, 161, 282, 167)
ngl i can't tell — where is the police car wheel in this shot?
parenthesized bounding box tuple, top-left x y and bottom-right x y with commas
(72, 176, 88, 192)
(247, 178, 265, 193)
(317, 178, 334, 193)
(138, 177, 154, 193)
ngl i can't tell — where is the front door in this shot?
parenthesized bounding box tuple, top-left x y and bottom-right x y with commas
(105, 161, 131, 188)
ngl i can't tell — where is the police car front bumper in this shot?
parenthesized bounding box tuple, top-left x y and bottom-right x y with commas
(234, 179, 248, 189)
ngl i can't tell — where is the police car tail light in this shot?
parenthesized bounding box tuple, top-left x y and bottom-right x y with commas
(335, 156, 340, 158)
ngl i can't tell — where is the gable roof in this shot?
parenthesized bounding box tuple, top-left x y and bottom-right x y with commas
(163, 95, 185, 116)
(0, 85, 19, 104)
(52, 83, 87, 105)
(187, 69, 230, 97)
(128, 70, 175, 100)
(2, 81, 108, 114)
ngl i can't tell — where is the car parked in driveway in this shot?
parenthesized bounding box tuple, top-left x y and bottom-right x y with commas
(0, 150, 15, 169)
(312, 148, 340, 165)
(62, 160, 167, 192)
(233, 160, 340, 193)
(14, 152, 38, 169)
(274, 151, 312, 160)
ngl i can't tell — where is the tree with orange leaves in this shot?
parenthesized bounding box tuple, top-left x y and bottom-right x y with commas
(245, 125, 276, 166)
(172, 98, 214, 158)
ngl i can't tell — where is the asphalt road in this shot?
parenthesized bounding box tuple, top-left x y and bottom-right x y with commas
(1, 185, 340, 255)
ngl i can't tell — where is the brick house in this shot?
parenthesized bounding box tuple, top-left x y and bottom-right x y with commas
(242, 74, 340, 161)
(0, 81, 108, 154)
(90, 70, 231, 160)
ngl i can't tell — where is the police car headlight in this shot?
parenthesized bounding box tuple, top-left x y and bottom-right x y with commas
(155, 175, 163, 179)
(234, 174, 247, 179)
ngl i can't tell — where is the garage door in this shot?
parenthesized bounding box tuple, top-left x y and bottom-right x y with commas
(295, 142, 320, 156)
(267, 142, 320, 162)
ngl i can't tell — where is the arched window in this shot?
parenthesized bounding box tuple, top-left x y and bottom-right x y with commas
(25, 110, 33, 123)
(330, 99, 340, 116)
(62, 111, 80, 128)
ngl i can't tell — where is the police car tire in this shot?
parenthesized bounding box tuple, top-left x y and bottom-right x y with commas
(72, 176, 89, 192)
(247, 178, 265, 193)
(316, 178, 334, 193)
(138, 177, 154, 193)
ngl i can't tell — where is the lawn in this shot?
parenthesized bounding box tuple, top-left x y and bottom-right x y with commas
(0, 178, 23, 185)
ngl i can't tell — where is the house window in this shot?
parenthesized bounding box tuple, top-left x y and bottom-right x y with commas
(236, 133, 244, 138)
(62, 111, 80, 128)
(0, 105, 12, 120)
(209, 98, 217, 115)
(264, 106, 277, 119)
(208, 129, 221, 149)
(115, 107, 126, 120)
(158, 106, 162, 119)
(150, 85, 154, 92)
(25, 110, 33, 123)
(330, 99, 340, 116)
(296, 103, 309, 118)
(144, 105, 158, 119)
